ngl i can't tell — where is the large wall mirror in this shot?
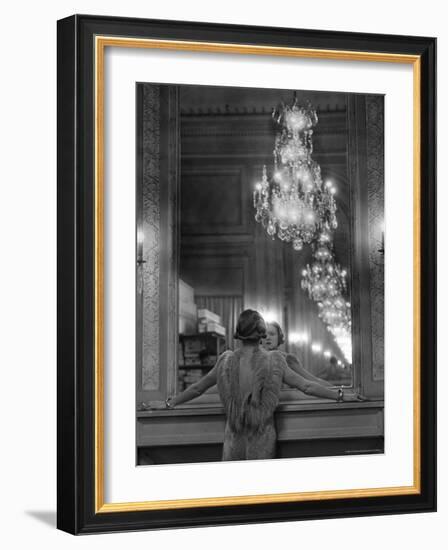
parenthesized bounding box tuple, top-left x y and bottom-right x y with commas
(136, 82, 384, 463)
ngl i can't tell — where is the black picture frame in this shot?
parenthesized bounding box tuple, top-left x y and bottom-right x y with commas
(57, 14, 436, 534)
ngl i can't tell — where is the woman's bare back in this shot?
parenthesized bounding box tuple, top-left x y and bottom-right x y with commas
(237, 350, 256, 396)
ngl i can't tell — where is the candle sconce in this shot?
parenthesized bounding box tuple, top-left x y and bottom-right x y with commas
(371, 223, 384, 267)
(378, 230, 384, 255)
(136, 248, 146, 294)
(136, 227, 146, 294)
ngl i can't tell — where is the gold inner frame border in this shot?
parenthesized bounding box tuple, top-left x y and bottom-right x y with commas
(94, 35, 421, 514)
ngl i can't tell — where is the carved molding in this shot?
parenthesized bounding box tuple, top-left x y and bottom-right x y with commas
(142, 84, 161, 391)
(366, 95, 385, 381)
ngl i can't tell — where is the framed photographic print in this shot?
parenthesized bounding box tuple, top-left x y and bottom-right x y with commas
(57, 14, 436, 534)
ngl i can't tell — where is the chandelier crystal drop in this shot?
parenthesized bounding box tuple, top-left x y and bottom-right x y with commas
(253, 98, 338, 249)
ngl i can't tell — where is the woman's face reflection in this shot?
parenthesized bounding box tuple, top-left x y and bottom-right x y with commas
(262, 323, 279, 351)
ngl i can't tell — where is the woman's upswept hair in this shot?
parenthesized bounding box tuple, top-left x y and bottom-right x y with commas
(234, 309, 267, 342)
(268, 321, 285, 346)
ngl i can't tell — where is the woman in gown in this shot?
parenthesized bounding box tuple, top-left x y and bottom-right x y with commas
(166, 309, 364, 460)
(261, 321, 332, 387)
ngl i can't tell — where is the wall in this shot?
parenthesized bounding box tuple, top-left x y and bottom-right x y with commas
(0, 1, 444, 549)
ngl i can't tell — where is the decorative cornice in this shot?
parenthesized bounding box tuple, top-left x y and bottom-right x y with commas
(180, 104, 346, 117)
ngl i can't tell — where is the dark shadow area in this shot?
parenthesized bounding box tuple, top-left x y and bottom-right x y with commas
(25, 510, 56, 528)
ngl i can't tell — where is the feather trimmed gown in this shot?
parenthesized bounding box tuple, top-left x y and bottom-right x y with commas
(216, 348, 288, 461)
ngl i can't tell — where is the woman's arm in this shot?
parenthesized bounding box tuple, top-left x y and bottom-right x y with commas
(283, 365, 339, 399)
(283, 365, 365, 401)
(168, 364, 218, 407)
(285, 353, 332, 387)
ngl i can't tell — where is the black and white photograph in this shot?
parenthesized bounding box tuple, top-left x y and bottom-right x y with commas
(135, 83, 385, 465)
(0, 0, 440, 543)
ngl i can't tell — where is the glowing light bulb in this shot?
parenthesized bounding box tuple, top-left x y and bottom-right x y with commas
(288, 209, 298, 223)
(278, 207, 287, 219)
(137, 228, 144, 247)
(274, 171, 282, 183)
(305, 211, 315, 224)
(303, 181, 315, 193)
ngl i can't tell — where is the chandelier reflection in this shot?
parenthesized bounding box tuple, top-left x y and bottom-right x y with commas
(253, 97, 338, 251)
(325, 322, 352, 364)
(318, 292, 352, 364)
(318, 297, 351, 333)
(301, 233, 352, 363)
(301, 235, 348, 302)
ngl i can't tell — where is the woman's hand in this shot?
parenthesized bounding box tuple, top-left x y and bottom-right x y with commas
(342, 391, 368, 402)
(165, 396, 176, 409)
(137, 400, 171, 410)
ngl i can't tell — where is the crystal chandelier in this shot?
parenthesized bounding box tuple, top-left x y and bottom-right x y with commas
(317, 295, 352, 363)
(300, 232, 352, 362)
(317, 296, 351, 331)
(301, 234, 348, 302)
(253, 97, 338, 251)
(326, 324, 352, 364)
